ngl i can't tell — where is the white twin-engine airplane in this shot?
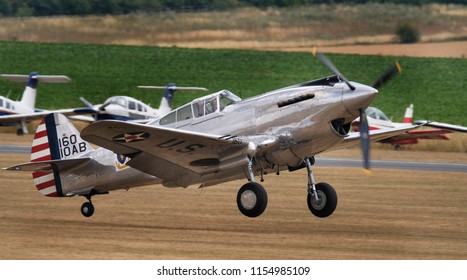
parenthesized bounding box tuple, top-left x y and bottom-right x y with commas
(0, 74, 208, 131)
(6, 50, 419, 219)
(0, 72, 71, 134)
(76, 83, 208, 122)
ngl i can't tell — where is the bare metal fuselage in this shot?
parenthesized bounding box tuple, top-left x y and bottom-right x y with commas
(60, 77, 376, 195)
(135, 78, 377, 188)
(58, 147, 159, 196)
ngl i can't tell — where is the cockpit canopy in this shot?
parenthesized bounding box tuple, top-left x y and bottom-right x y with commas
(365, 107, 390, 121)
(160, 90, 241, 126)
(104, 96, 150, 113)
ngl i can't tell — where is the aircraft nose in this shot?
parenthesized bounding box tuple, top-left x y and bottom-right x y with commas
(342, 83, 378, 117)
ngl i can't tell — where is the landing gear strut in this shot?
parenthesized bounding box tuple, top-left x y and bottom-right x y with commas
(305, 157, 338, 218)
(80, 195, 95, 217)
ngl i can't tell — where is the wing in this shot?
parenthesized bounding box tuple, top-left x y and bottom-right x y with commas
(332, 125, 420, 150)
(81, 120, 275, 187)
(379, 128, 451, 143)
(415, 120, 467, 133)
(0, 108, 96, 123)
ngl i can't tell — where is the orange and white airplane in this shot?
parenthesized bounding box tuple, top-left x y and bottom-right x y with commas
(352, 104, 452, 150)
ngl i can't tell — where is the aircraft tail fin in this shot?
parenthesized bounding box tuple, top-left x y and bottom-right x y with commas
(0, 72, 70, 110)
(138, 83, 208, 116)
(30, 113, 93, 197)
(403, 104, 414, 124)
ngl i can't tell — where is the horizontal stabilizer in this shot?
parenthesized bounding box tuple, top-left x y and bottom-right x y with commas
(0, 74, 71, 83)
(138, 86, 208, 91)
(5, 158, 91, 172)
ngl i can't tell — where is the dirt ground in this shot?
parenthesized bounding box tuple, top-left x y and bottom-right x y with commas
(277, 41, 467, 58)
(1, 133, 466, 260)
(156, 40, 467, 58)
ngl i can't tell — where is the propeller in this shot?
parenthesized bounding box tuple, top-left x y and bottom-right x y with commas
(79, 97, 94, 108)
(372, 61, 402, 89)
(80, 96, 107, 112)
(312, 47, 373, 171)
(359, 108, 371, 172)
(312, 47, 356, 91)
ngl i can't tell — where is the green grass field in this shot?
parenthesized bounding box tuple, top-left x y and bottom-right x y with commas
(0, 41, 465, 125)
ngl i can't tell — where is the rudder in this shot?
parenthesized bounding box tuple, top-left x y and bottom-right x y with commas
(31, 113, 93, 197)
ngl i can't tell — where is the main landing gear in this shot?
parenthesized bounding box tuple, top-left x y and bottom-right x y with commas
(237, 157, 268, 218)
(236, 156, 338, 218)
(305, 157, 338, 218)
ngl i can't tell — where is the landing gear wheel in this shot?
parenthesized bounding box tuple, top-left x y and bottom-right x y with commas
(81, 201, 95, 217)
(307, 182, 337, 218)
(237, 182, 268, 218)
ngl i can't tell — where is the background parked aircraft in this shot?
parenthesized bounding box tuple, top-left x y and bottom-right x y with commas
(352, 104, 452, 150)
(76, 83, 208, 122)
(0, 72, 71, 134)
(0, 78, 208, 131)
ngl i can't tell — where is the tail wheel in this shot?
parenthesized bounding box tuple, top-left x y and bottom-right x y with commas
(237, 182, 268, 218)
(307, 182, 337, 218)
(81, 202, 95, 217)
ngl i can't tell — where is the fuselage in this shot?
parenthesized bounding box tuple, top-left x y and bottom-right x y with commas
(152, 77, 377, 168)
(0, 96, 34, 126)
(61, 76, 378, 194)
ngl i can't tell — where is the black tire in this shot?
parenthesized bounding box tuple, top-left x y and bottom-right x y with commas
(237, 182, 268, 218)
(307, 182, 337, 218)
(81, 202, 95, 217)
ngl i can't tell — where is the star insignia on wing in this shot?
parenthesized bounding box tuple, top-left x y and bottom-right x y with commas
(112, 132, 149, 143)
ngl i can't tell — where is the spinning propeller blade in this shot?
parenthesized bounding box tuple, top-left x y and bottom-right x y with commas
(372, 61, 402, 89)
(312, 47, 355, 91)
(359, 108, 371, 172)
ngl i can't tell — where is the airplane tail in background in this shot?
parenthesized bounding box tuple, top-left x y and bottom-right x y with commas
(28, 113, 94, 197)
(0, 72, 71, 109)
(403, 104, 414, 124)
(20, 72, 39, 110)
(159, 83, 176, 115)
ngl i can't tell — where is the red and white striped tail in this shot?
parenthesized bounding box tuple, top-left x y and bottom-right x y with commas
(31, 119, 51, 162)
(29, 113, 93, 197)
(31, 118, 60, 197)
(403, 104, 414, 124)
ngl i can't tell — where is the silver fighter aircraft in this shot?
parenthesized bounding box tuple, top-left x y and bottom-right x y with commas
(6, 50, 416, 218)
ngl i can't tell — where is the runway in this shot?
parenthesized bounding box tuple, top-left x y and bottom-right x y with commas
(315, 157, 467, 173)
(1, 144, 465, 173)
(0, 144, 30, 154)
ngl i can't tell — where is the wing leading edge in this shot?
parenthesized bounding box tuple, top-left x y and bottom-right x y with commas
(332, 124, 421, 150)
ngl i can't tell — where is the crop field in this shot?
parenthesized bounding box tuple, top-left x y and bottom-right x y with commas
(0, 41, 466, 127)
